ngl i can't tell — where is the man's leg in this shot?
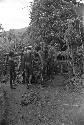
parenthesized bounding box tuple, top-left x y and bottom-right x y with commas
(29, 74, 32, 84)
(10, 77, 12, 88)
(12, 70, 16, 85)
(25, 68, 29, 83)
(26, 67, 33, 89)
(22, 70, 25, 84)
(10, 71, 13, 88)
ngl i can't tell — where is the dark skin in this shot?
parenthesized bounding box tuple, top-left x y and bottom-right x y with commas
(8, 56, 16, 88)
(21, 50, 33, 84)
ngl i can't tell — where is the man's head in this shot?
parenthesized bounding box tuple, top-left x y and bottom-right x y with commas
(27, 46, 32, 50)
(26, 49, 31, 53)
(9, 51, 14, 58)
(35, 45, 41, 52)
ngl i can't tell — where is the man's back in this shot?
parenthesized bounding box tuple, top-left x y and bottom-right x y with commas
(24, 52, 32, 64)
(8, 58, 15, 71)
(21, 50, 32, 70)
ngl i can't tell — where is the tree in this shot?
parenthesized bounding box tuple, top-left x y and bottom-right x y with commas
(29, 0, 81, 47)
(28, 0, 83, 77)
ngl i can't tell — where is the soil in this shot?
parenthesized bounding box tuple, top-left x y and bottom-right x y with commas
(0, 75, 84, 125)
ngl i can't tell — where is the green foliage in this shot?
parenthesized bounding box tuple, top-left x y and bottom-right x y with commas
(29, 0, 81, 48)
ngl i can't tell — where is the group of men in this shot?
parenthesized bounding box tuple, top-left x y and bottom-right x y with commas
(7, 46, 33, 89)
(4, 44, 55, 89)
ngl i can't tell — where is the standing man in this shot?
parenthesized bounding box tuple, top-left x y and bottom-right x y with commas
(43, 44, 49, 80)
(20, 49, 25, 83)
(21, 47, 32, 85)
(8, 51, 16, 89)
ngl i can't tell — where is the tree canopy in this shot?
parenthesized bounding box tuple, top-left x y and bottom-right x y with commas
(28, 0, 82, 50)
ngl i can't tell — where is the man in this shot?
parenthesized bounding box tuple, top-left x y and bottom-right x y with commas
(42, 44, 49, 80)
(8, 51, 16, 89)
(31, 48, 42, 84)
(21, 47, 32, 85)
(47, 45, 55, 79)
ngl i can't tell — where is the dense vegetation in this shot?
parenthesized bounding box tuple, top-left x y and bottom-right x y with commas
(1, 1, 84, 125)
(27, 0, 84, 78)
(0, 0, 84, 83)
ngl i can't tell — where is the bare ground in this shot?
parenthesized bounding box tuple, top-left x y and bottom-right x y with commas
(1, 75, 84, 125)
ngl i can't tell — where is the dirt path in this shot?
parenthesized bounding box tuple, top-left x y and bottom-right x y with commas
(1, 79, 84, 125)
